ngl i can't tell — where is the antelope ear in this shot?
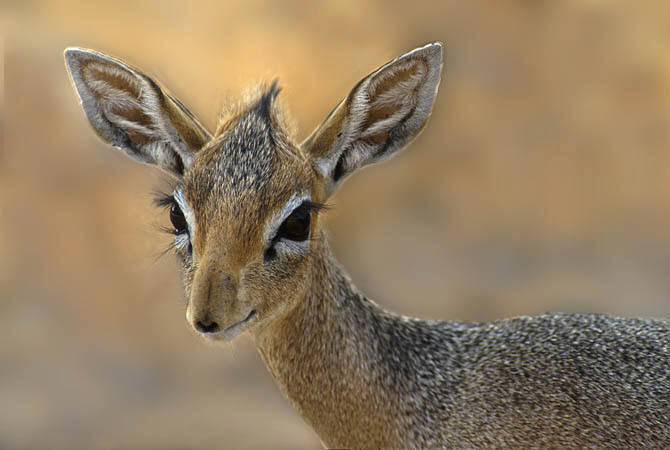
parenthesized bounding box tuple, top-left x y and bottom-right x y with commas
(302, 42, 443, 197)
(64, 47, 212, 178)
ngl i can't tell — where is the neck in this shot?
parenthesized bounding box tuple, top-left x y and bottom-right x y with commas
(253, 240, 408, 448)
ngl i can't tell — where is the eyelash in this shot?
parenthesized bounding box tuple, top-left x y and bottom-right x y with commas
(154, 191, 175, 208)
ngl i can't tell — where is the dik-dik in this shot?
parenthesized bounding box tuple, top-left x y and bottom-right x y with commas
(65, 43, 669, 448)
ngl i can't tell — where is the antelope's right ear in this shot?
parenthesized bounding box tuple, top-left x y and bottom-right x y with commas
(64, 48, 212, 178)
(302, 42, 443, 197)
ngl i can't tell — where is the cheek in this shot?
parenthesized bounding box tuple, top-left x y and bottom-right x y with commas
(180, 259, 196, 304)
(242, 252, 311, 312)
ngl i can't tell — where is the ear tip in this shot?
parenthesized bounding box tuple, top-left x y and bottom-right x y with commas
(63, 47, 112, 67)
(404, 42, 444, 68)
(63, 47, 92, 70)
(422, 41, 444, 62)
(64, 47, 85, 59)
(63, 47, 77, 65)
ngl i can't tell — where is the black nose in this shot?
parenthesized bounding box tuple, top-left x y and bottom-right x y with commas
(195, 318, 220, 333)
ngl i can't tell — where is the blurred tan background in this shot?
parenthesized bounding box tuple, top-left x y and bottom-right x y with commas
(2, 1, 670, 448)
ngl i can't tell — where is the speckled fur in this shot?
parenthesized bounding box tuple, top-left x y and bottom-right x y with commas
(65, 44, 670, 449)
(256, 242, 670, 448)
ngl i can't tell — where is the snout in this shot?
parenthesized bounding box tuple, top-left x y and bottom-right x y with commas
(190, 309, 258, 340)
(187, 261, 257, 340)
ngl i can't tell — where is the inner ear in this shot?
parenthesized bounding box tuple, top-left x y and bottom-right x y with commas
(301, 42, 443, 197)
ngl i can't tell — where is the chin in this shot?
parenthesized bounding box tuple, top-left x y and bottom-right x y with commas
(194, 329, 242, 347)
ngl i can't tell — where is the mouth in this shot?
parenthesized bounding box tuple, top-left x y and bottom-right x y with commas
(210, 310, 257, 341)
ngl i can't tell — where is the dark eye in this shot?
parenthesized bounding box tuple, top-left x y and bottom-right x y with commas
(265, 200, 326, 262)
(277, 204, 311, 242)
(170, 203, 188, 235)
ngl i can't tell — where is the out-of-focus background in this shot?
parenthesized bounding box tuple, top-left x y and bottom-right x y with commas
(2, 1, 670, 448)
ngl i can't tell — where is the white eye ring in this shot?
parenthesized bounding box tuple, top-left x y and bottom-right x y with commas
(173, 189, 196, 236)
(174, 233, 191, 253)
(274, 238, 310, 254)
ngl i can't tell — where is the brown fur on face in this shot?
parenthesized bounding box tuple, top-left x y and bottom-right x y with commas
(176, 85, 320, 340)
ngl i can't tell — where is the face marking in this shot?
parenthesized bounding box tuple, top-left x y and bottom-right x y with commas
(173, 233, 190, 253)
(173, 188, 195, 237)
(170, 188, 196, 256)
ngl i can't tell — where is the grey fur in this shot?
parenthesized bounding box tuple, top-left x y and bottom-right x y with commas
(64, 43, 670, 448)
(260, 245, 670, 448)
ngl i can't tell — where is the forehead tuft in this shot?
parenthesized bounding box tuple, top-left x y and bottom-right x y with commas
(180, 83, 310, 229)
(215, 81, 285, 138)
(253, 79, 282, 125)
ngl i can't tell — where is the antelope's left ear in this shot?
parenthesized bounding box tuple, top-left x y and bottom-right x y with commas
(302, 42, 443, 197)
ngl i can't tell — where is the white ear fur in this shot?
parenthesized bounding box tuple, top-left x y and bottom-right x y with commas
(64, 47, 212, 177)
(302, 42, 443, 196)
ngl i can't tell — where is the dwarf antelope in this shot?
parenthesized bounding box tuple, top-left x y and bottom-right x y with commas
(65, 43, 669, 448)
